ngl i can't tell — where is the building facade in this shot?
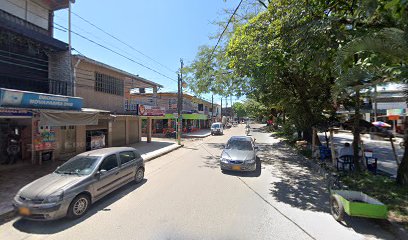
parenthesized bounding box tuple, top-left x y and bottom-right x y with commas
(72, 55, 162, 149)
(131, 92, 221, 136)
(0, 0, 76, 164)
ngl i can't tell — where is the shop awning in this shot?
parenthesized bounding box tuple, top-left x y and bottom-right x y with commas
(40, 110, 98, 126)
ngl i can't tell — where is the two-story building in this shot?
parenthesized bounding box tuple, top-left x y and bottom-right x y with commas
(72, 54, 162, 150)
(0, 1, 164, 166)
(0, 0, 78, 165)
(131, 92, 221, 136)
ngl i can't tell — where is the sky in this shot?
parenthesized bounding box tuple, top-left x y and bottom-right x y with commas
(53, 0, 242, 106)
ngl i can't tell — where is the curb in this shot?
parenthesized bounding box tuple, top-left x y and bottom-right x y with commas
(182, 134, 211, 139)
(0, 208, 16, 225)
(0, 144, 184, 224)
(142, 144, 183, 162)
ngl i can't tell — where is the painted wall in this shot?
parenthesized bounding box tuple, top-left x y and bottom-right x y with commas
(0, 0, 50, 29)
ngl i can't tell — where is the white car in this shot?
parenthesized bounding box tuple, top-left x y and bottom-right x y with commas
(211, 122, 224, 135)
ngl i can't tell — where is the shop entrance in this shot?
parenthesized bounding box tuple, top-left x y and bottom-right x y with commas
(86, 129, 107, 151)
(0, 118, 32, 165)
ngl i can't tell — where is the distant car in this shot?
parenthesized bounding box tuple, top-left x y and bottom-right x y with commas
(211, 122, 224, 135)
(220, 136, 258, 172)
(13, 147, 144, 221)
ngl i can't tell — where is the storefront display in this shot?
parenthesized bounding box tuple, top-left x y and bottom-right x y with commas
(33, 120, 56, 151)
(86, 130, 107, 151)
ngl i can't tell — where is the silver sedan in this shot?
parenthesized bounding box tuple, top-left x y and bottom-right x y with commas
(220, 136, 258, 172)
(13, 147, 145, 221)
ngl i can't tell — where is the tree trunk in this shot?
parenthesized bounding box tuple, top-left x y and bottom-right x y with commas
(303, 128, 322, 146)
(324, 131, 329, 148)
(352, 90, 363, 172)
(397, 117, 408, 185)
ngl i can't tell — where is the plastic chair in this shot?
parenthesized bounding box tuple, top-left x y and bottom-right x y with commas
(337, 155, 355, 172)
(365, 157, 378, 174)
(319, 146, 331, 161)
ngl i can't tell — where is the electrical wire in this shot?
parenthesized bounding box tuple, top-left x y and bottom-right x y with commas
(71, 11, 177, 75)
(207, 0, 243, 66)
(54, 21, 144, 63)
(54, 24, 178, 83)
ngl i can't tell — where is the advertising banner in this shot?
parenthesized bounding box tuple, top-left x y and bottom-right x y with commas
(33, 120, 56, 151)
(0, 88, 83, 110)
(138, 104, 165, 116)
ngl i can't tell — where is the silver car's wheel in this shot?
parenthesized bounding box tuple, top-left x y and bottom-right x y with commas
(68, 194, 90, 219)
(135, 168, 144, 183)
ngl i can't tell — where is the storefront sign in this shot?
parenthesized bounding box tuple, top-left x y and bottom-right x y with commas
(124, 99, 138, 112)
(0, 108, 32, 117)
(138, 104, 165, 116)
(387, 109, 404, 116)
(0, 88, 83, 110)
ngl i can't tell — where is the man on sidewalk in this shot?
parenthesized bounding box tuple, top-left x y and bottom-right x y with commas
(338, 142, 353, 158)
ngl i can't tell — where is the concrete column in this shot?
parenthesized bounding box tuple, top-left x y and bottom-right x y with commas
(147, 117, 152, 143)
(125, 117, 130, 145)
(138, 118, 142, 142)
(75, 125, 86, 154)
(108, 120, 113, 147)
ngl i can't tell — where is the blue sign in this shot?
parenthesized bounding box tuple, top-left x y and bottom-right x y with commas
(0, 88, 83, 110)
(0, 109, 33, 117)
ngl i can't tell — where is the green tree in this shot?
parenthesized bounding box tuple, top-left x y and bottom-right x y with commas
(232, 102, 247, 119)
(334, 0, 408, 178)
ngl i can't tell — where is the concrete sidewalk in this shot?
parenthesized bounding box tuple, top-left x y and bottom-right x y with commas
(183, 129, 211, 138)
(129, 137, 182, 162)
(0, 138, 181, 223)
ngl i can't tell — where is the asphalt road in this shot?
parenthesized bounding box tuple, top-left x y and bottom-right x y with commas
(0, 125, 399, 240)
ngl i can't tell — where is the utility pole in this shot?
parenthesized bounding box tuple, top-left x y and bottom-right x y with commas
(177, 59, 184, 145)
(68, 1, 73, 96)
(220, 97, 222, 118)
(230, 95, 233, 120)
(211, 94, 214, 122)
(225, 97, 228, 119)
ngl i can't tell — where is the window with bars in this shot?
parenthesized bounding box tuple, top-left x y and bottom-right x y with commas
(95, 72, 124, 96)
(168, 99, 177, 109)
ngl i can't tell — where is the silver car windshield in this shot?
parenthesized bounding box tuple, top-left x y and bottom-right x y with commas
(55, 156, 100, 176)
(212, 124, 220, 128)
(226, 140, 253, 151)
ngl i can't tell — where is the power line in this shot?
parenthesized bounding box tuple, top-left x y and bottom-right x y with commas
(207, 0, 243, 65)
(71, 11, 177, 74)
(54, 21, 144, 63)
(54, 25, 178, 83)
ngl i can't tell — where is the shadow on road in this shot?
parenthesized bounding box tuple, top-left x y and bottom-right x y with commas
(12, 179, 147, 234)
(205, 143, 225, 150)
(257, 141, 330, 213)
(259, 138, 398, 239)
